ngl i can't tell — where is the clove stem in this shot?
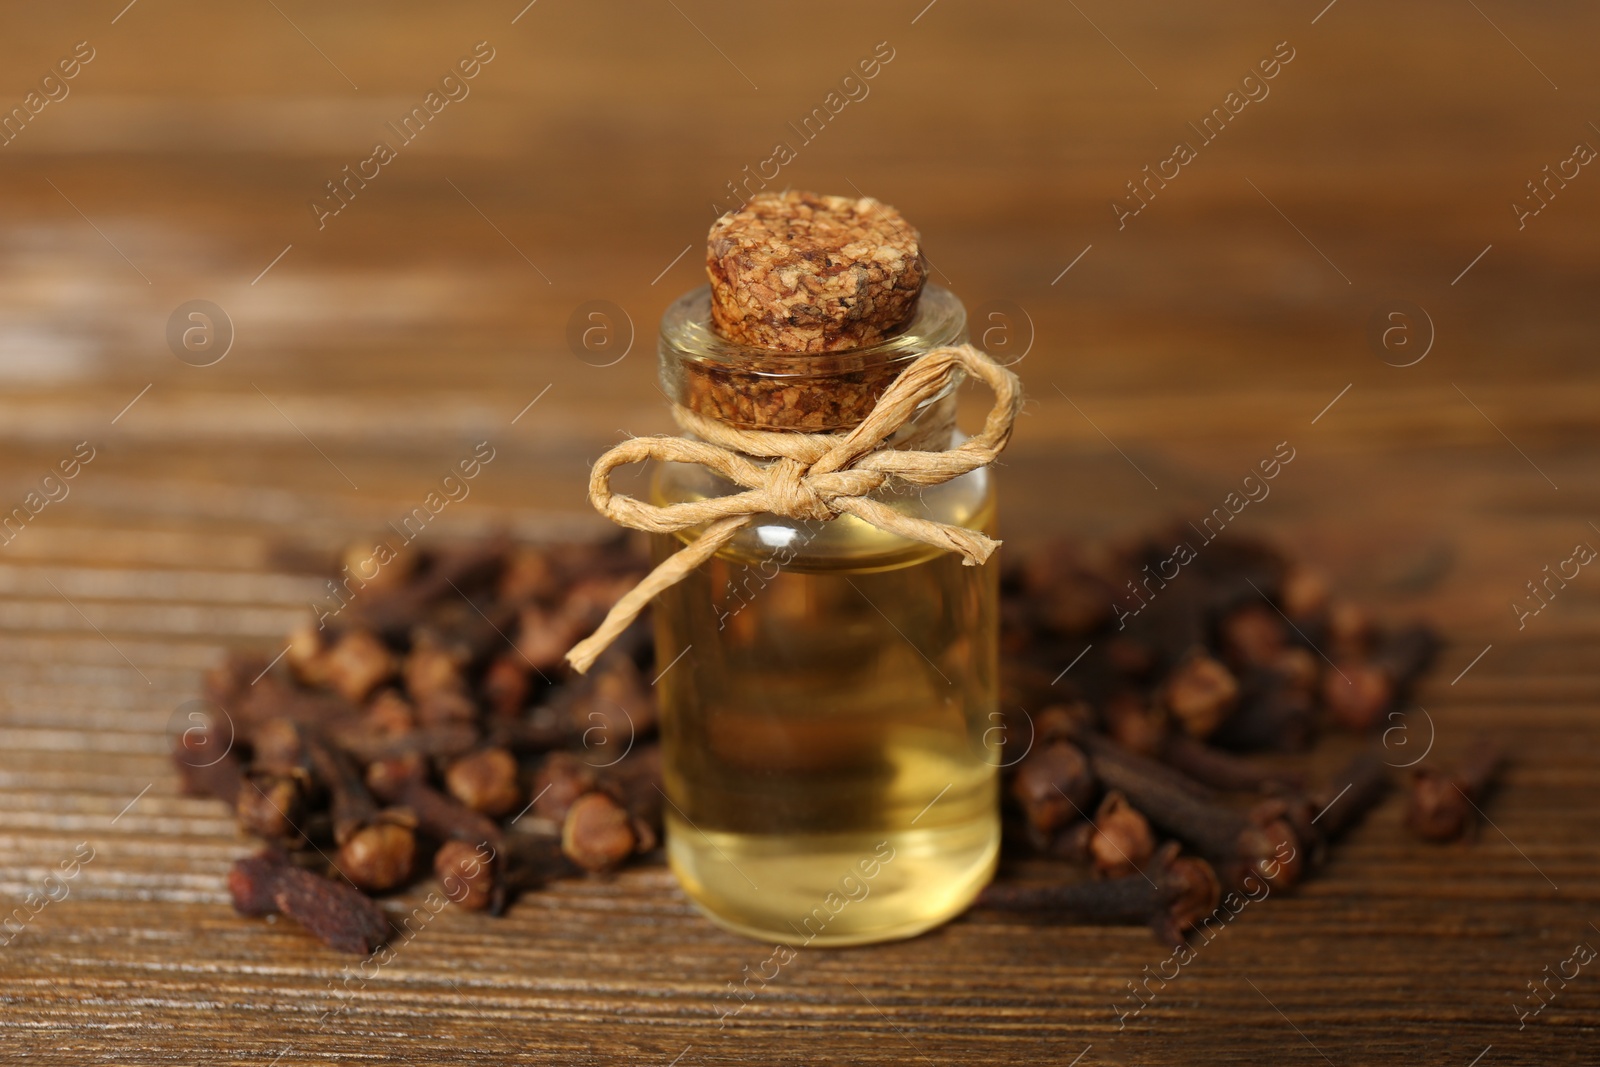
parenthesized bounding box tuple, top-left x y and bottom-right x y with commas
(977, 843, 1221, 947)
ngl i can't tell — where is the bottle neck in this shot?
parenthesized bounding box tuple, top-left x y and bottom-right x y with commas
(657, 284, 969, 437)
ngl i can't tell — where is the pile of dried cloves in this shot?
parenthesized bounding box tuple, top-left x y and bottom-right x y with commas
(984, 527, 1499, 942)
(175, 528, 1497, 953)
(178, 536, 660, 953)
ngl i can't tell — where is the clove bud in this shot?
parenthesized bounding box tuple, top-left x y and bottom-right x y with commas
(307, 735, 416, 891)
(1163, 652, 1240, 738)
(561, 792, 637, 872)
(1010, 741, 1095, 840)
(236, 770, 306, 843)
(1323, 623, 1439, 732)
(1087, 791, 1155, 879)
(444, 748, 522, 818)
(434, 839, 497, 911)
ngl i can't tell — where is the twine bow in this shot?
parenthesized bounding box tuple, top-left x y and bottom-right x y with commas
(564, 343, 1023, 673)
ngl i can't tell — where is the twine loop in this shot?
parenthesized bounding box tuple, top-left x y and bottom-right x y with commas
(565, 343, 1022, 672)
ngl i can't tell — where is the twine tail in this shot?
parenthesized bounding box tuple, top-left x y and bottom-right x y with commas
(565, 514, 752, 674)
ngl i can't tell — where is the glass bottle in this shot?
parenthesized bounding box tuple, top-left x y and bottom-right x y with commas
(649, 283, 1000, 946)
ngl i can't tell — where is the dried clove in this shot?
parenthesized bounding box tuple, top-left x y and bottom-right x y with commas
(1323, 623, 1439, 732)
(306, 735, 416, 892)
(249, 717, 310, 777)
(1080, 734, 1302, 891)
(1407, 739, 1504, 843)
(585, 656, 657, 745)
(1218, 603, 1289, 670)
(1162, 652, 1240, 738)
(1032, 703, 1089, 745)
(320, 630, 398, 705)
(236, 769, 307, 843)
(403, 630, 471, 703)
(481, 652, 531, 719)
(284, 620, 330, 688)
(487, 711, 579, 755)
(977, 843, 1221, 947)
(434, 839, 497, 911)
(1101, 692, 1167, 758)
(341, 540, 417, 594)
(444, 748, 523, 817)
(340, 821, 416, 894)
(1078, 731, 1212, 802)
(1279, 567, 1329, 622)
(1087, 791, 1155, 879)
(203, 651, 269, 710)
(362, 690, 416, 738)
(561, 792, 637, 872)
(1320, 668, 1389, 734)
(1009, 538, 1118, 637)
(1010, 741, 1095, 840)
(229, 848, 389, 954)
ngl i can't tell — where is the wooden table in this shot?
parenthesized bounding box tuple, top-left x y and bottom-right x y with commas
(1, 1, 1596, 1062)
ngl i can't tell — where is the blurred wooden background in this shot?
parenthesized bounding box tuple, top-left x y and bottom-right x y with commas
(1, 1, 1597, 1063)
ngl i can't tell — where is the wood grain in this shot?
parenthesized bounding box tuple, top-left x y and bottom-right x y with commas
(1, 1, 1598, 1063)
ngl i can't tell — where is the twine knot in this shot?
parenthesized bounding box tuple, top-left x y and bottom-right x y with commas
(767, 456, 838, 521)
(564, 343, 1023, 673)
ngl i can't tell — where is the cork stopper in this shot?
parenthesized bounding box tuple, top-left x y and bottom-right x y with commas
(706, 191, 925, 353)
(678, 191, 935, 432)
